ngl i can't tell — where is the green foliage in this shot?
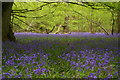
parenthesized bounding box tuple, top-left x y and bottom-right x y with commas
(12, 2, 119, 33)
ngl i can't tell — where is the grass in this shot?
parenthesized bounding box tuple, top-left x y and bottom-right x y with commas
(2, 32, 119, 78)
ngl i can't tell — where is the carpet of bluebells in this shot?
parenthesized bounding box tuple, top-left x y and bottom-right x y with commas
(2, 32, 120, 78)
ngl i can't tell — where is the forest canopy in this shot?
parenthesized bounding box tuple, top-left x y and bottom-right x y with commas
(13, 0, 119, 2)
(11, 1, 120, 34)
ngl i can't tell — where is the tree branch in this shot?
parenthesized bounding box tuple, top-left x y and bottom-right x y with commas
(73, 10, 109, 35)
(12, 7, 57, 19)
(67, 2, 109, 10)
(12, 13, 48, 19)
(12, 2, 54, 13)
(14, 16, 30, 26)
(12, 22, 22, 29)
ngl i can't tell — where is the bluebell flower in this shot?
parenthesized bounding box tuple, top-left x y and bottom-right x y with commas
(72, 54, 76, 57)
(114, 72, 118, 75)
(27, 75, 31, 77)
(3, 32, 118, 78)
(4, 72, 11, 76)
(88, 73, 95, 78)
(67, 59, 71, 62)
(33, 68, 49, 75)
(14, 75, 22, 78)
(107, 74, 113, 78)
(66, 53, 70, 57)
(97, 69, 101, 73)
(2, 76, 5, 78)
(93, 76, 97, 78)
(38, 63, 44, 66)
(86, 66, 90, 69)
(70, 61, 76, 65)
(6, 60, 14, 66)
(81, 64, 86, 68)
(14, 66, 17, 69)
(26, 68, 29, 73)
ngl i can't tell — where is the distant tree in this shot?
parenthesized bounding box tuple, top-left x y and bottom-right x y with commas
(54, 16, 70, 34)
(2, 1, 119, 42)
(117, 11, 120, 33)
(67, 2, 120, 34)
(116, 2, 120, 33)
(100, 2, 120, 34)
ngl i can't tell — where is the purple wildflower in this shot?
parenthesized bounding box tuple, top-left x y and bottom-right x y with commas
(6, 60, 15, 66)
(107, 74, 113, 78)
(88, 73, 96, 78)
(14, 75, 22, 78)
(33, 68, 49, 75)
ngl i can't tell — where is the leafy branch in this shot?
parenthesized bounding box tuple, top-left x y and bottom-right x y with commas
(12, 2, 55, 13)
(72, 10, 109, 35)
(12, 7, 57, 19)
(67, 2, 108, 10)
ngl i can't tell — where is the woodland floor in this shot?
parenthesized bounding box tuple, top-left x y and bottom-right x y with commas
(2, 32, 119, 78)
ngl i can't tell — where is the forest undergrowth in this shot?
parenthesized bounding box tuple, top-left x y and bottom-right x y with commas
(2, 32, 119, 78)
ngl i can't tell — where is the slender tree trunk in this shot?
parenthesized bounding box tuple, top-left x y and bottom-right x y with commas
(89, 9, 94, 34)
(117, 11, 120, 33)
(111, 11, 114, 35)
(2, 2, 16, 41)
(63, 16, 69, 33)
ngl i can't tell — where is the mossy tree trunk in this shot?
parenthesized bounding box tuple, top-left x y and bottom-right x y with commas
(2, 2, 16, 41)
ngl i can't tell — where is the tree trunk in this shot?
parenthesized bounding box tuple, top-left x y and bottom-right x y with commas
(89, 9, 94, 34)
(2, 2, 16, 41)
(63, 16, 69, 34)
(111, 11, 114, 35)
(117, 11, 120, 33)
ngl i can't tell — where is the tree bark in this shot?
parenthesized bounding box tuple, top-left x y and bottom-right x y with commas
(2, 2, 16, 41)
(111, 11, 114, 35)
(117, 11, 120, 33)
